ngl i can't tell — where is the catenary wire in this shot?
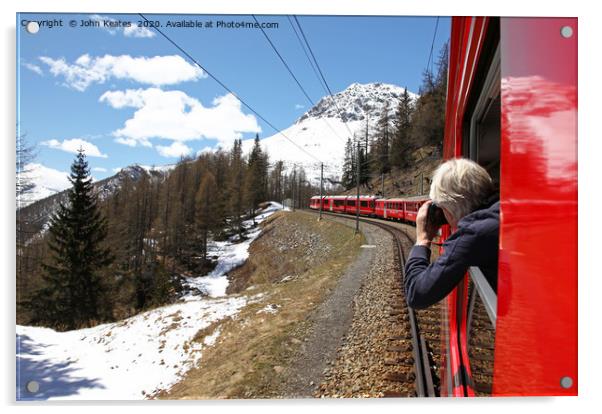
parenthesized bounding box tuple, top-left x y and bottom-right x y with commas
(252, 15, 347, 144)
(138, 13, 323, 164)
(292, 16, 356, 140)
(426, 17, 440, 78)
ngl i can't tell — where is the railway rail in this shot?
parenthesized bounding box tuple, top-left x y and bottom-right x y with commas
(309, 209, 441, 397)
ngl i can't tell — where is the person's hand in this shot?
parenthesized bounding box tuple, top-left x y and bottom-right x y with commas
(416, 200, 436, 247)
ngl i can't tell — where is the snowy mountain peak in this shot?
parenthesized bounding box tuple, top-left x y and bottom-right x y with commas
(297, 82, 416, 125)
(243, 82, 417, 185)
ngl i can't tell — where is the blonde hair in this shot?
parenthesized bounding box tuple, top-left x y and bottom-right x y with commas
(429, 158, 494, 221)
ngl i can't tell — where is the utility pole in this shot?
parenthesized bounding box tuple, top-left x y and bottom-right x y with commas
(355, 141, 360, 234)
(381, 173, 385, 198)
(319, 162, 323, 221)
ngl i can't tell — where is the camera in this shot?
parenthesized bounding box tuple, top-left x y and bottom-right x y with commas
(426, 202, 448, 229)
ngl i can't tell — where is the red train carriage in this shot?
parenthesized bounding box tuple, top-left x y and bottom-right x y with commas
(403, 196, 429, 223)
(374, 198, 386, 218)
(439, 16, 577, 397)
(322, 196, 332, 212)
(345, 196, 377, 216)
(330, 195, 347, 213)
(380, 198, 406, 221)
(309, 196, 322, 210)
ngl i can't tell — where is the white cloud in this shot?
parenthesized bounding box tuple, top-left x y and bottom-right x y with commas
(115, 137, 152, 147)
(39, 54, 204, 91)
(99, 88, 261, 150)
(123, 24, 155, 38)
(92, 167, 108, 172)
(42, 138, 108, 158)
(24, 62, 43, 76)
(156, 142, 192, 158)
(89, 14, 155, 38)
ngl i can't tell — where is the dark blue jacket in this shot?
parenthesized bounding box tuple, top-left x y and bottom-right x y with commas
(404, 200, 499, 309)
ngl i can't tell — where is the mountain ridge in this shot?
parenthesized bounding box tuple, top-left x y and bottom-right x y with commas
(242, 82, 417, 185)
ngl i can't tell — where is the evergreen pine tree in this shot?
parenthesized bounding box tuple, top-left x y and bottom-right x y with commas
(391, 88, 414, 169)
(229, 139, 246, 237)
(341, 138, 355, 189)
(244, 134, 267, 220)
(29, 149, 113, 330)
(360, 120, 371, 186)
(375, 101, 391, 174)
(410, 41, 449, 149)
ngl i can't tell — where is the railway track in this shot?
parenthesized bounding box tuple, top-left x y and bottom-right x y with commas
(310, 210, 441, 397)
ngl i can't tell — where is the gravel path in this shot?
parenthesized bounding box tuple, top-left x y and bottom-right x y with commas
(280, 212, 398, 397)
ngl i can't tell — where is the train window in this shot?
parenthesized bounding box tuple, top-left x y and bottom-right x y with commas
(360, 201, 368, 207)
(348, 200, 356, 207)
(464, 23, 501, 189)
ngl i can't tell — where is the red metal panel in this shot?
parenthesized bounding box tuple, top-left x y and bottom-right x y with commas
(441, 16, 491, 397)
(495, 17, 578, 396)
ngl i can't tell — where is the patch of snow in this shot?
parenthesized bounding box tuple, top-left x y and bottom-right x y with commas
(183, 201, 286, 298)
(256, 304, 280, 315)
(279, 275, 296, 283)
(16, 201, 283, 400)
(16, 294, 254, 400)
(203, 327, 222, 346)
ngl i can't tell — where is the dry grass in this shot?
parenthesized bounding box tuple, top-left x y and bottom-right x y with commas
(157, 211, 364, 399)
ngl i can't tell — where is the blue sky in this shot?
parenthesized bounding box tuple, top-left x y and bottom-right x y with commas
(17, 13, 450, 182)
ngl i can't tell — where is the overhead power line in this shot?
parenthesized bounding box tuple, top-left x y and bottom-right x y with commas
(252, 15, 315, 107)
(138, 13, 323, 164)
(292, 15, 356, 140)
(286, 16, 329, 102)
(252, 15, 346, 144)
(426, 17, 440, 77)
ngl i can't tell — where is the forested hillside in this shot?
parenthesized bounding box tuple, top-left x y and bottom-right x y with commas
(17, 135, 317, 329)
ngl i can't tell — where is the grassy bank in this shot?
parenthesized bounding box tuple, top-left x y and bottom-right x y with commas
(158, 211, 364, 399)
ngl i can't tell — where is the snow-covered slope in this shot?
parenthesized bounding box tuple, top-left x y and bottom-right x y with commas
(242, 82, 417, 185)
(16, 202, 285, 400)
(18, 163, 175, 210)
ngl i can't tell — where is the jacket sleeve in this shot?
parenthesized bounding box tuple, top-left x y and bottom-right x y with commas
(404, 226, 477, 309)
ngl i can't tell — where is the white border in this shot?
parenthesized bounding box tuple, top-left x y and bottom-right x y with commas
(2, 1, 600, 413)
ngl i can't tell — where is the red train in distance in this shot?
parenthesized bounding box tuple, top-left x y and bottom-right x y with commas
(310, 16, 577, 397)
(310, 195, 428, 223)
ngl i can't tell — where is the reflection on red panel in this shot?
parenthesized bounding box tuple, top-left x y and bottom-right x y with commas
(495, 17, 577, 396)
